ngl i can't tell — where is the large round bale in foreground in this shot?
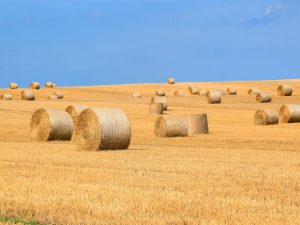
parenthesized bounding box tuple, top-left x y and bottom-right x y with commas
(149, 102, 163, 115)
(30, 82, 40, 90)
(173, 90, 185, 97)
(188, 86, 200, 95)
(186, 114, 209, 136)
(248, 88, 260, 95)
(167, 77, 175, 84)
(206, 91, 221, 104)
(279, 104, 300, 123)
(154, 116, 188, 137)
(277, 84, 293, 96)
(75, 108, 131, 151)
(9, 83, 18, 89)
(48, 95, 58, 100)
(30, 108, 74, 141)
(155, 90, 165, 96)
(1, 94, 12, 100)
(22, 90, 35, 101)
(151, 96, 168, 111)
(227, 88, 237, 95)
(132, 92, 142, 98)
(256, 92, 272, 103)
(54, 92, 63, 99)
(45, 82, 55, 88)
(254, 109, 279, 125)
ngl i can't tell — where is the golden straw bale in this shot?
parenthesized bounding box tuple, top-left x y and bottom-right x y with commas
(48, 95, 58, 100)
(66, 105, 88, 123)
(186, 114, 209, 136)
(45, 82, 55, 88)
(151, 96, 168, 111)
(54, 92, 64, 99)
(132, 92, 142, 98)
(279, 104, 300, 123)
(206, 91, 221, 104)
(173, 90, 185, 97)
(154, 115, 188, 138)
(21, 90, 35, 101)
(256, 92, 272, 103)
(277, 84, 293, 96)
(188, 86, 200, 95)
(149, 102, 163, 115)
(227, 88, 237, 95)
(1, 94, 12, 100)
(167, 78, 175, 84)
(214, 89, 227, 95)
(155, 90, 165, 96)
(254, 109, 279, 125)
(30, 82, 40, 89)
(9, 83, 18, 89)
(248, 88, 260, 95)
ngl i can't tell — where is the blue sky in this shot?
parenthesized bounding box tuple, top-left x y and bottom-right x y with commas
(0, 0, 299, 87)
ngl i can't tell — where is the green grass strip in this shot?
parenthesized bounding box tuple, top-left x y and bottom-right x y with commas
(0, 216, 45, 225)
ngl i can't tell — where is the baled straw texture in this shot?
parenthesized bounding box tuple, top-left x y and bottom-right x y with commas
(167, 78, 175, 84)
(74, 108, 131, 151)
(155, 90, 165, 96)
(9, 83, 18, 89)
(149, 102, 163, 115)
(277, 84, 293, 96)
(206, 91, 221, 104)
(256, 92, 272, 103)
(48, 95, 58, 100)
(22, 90, 35, 101)
(215, 89, 227, 95)
(151, 96, 168, 111)
(30, 108, 74, 141)
(279, 104, 300, 123)
(186, 114, 209, 136)
(30, 82, 40, 90)
(154, 115, 188, 138)
(65, 105, 88, 140)
(248, 88, 260, 95)
(188, 86, 200, 95)
(132, 92, 142, 98)
(45, 82, 55, 88)
(54, 92, 64, 99)
(254, 109, 279, 125)
(173, 90, 185, 97)
(227, 88, 237, 95)
(1, 94, 12, 100)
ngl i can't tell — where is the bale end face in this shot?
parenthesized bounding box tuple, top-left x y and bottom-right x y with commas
(277, 85, 293, 96)
(187, 114, 209, 135)
(279, 104, 300, 123)
(149, 102, 163, 115)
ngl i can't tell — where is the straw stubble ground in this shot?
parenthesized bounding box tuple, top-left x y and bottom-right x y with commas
(0, 80, 300, 225)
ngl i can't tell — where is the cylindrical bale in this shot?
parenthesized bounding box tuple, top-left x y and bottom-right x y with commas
(206, 91, 221, 104)
(9, 83, 18, 89)
(54, 92, 63, 99)
(22, 90, 35, 101)
(48, 95, 58, 100)
(256, 92, 272, 103)
(277, 84, 293, 96)
(227, 88, 237, 95)
(254, 109, 279, 125)
(248, 88, 260, 95)
(155, 90, 165, 96)
(74, 108, 131, 151)
(167, 78, 175, 84)
(149, 102, 163, 115)
(45, 82, 55, 88)
(132, 92, 142, 98)
(188, 86, 200, 95)
(279, 104, 300, 123)
(154, 116, 188, 137)
(186, 114, 209, 136)
(151, 96, 168, 111)
(173, 90, 185, 97)
(30, 108, 74, 141)
(1, 94, 12, 100)
(30, 82, 40, 90)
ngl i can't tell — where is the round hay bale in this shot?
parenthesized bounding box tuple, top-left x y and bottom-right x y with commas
(21, 90, 35, 101)
(227, 88, 237, 95)
(154, 115, 188, 137)
(30, 108, 74, 141)
(1, 94, 12, 100)
(132, 92, 142, 98)
(186, 114, 209, 136)
(74, 108, 131, 151)
(9, 83, 18, 89)
(45, 82, 55, 88)
(151, 96, 168, 111)
(277, 84, 293, 96)
(149, 102, 163, 115)
(167, 78, 175, 84)
(155, 90, 165, 96)
(188, 86, 200, 95)
(254, 109, 279, 125)
(256, 92, 272, 103)
(206, 91, 221, 104)
(214, 89, 227, 95)
(54, 92, 63, 99)
(248, 88, 260, 95)
(279, 104, 300, 123)
(65, 105, 88, 123)
(48, 95, 58, 100)
(30, 82, 40, 90)
(173, 90, 185, 97)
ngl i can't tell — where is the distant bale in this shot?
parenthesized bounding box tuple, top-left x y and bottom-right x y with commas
(173, 90, 185, 97)
(186, 114, 209, 136)
(248, 88, 260, 95)
(30, 82, 40, 90)
(9, 83, 18, 89)
(132, 92, 142, 98)
(188, 86, 200, 95)
(75, 108, 131, 151)
(45, 82, 55, 88)
(215, 89, 227, 95)
(30, 108, 74, 141)
(254, 109, 279, 125)
(279, 104, 300, 123)
(256, 92, 272, 103)
(227, 88, 237, 95)
(277, 84, 293, 96)
(155, 90, 165, 96)
(48, 95, 58, 100)
(206, 91, 221, 104)
(154, 115, 188, 138)
(167, 78, 175, 84)
(1, 94, 12, 100)
(149, 102, 163, 115)
(151, 96, 168, 111)
(54, 92, 63, 99)
(22, 90, 35, 101)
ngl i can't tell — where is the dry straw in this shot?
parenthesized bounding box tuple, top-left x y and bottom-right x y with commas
(1, 94, 12, 100)
(186, 114, 209, 136)
(214, 89, 227, 95)
(248, 88, 260, 95)
(9, 83, 18, 89)
(48, 95, 58, 100)
(45, 82, 55, 88)
(227, 88, 237, 95)
(22, 90, 35, 101)
(65, 105, 88, 139)
(167, 78, 175, 84)
(30, 82, 40, 90)
(199, 90, 208, 96)
(188, 86, 200, 95)
(256, 92, 272, 103)
(173, 90, 185, 97)
(254, 109, 279, 125)
(154, 115, 188, 137)
(54, 92, 64, 99)
(74, 108, 131, 151)
(149, 102, 163, 115)
(132, 92, 142, 98)
(30, 108, 74, 141)
(277, 84, 293, 96)
(279, 104, 300, 123)
(155, 90, 165, 96)
(151, 96, 168, 111)
(206, 91, 221, 104)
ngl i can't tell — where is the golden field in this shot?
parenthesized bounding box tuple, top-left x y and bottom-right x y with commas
(0, 80, 300, 225)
